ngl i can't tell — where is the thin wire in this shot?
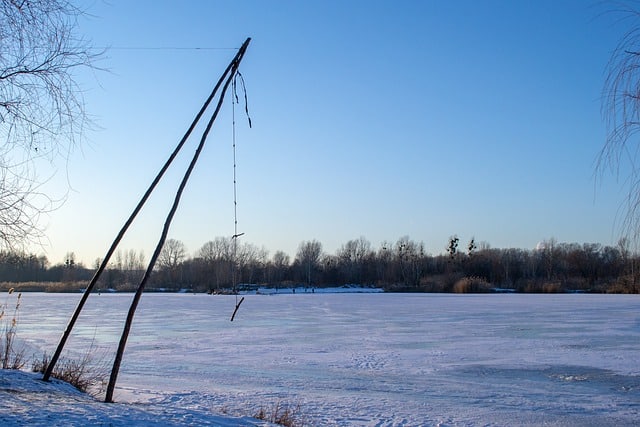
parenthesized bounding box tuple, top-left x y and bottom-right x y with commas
(0, 46, 238, 53)
(95, 46, 237, 51)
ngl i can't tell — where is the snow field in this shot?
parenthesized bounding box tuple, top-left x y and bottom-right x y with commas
(10, 292, 640, 426)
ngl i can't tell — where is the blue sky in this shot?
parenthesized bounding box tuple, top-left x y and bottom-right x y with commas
(36, 0, 629, 265)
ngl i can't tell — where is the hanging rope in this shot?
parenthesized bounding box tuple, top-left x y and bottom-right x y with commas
(230, 71, 251, 321)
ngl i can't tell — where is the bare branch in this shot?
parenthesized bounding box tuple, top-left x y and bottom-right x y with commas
(0, 0, 101, 248)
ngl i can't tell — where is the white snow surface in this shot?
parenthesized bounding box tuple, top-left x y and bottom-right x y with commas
(0, 369, 265, 426)
(2, 292, 640, 426)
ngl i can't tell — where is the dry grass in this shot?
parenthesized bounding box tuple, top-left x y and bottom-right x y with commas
(0, 289, 26, 369)
(0, 281, 88, 293)
(32, 349, 108, 396)
(254, 400, 305, 427)
(606, 275, 640, 294)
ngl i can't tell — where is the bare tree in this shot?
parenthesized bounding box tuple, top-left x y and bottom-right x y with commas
(158, 238, 186, 271)
(198, 237, 233, 288)
(158, 238, 186, 286)
(537, 237, 559, 281)
(121, 249, 144, 286)
(375, 242, 394, 284)
(295, 239, 322, 287)
(600, 5, 640, 241)
(272, 250, 290, 270)
(395, 236, 425, 287)
(270, 250, 290, 285)
(0, 165, 44, 249)
(0, 0, 100, 249)
(337, 236, 372, 283)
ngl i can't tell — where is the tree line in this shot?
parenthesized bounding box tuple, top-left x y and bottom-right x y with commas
(0, 236, 638, 294)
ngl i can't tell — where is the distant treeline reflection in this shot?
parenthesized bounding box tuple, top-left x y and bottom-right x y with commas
(1, 236, 638, 293)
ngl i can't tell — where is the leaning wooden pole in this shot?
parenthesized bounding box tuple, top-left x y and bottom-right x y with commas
(42, 38, 251, 383)
(104, 37, 251, 403)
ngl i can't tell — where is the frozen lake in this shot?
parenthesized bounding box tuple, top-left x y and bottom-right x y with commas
(15, 292, 640, 426)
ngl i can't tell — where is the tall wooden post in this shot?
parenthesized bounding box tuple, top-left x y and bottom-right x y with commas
(42, 38, 251, 383)
(104, 38, 251, 403)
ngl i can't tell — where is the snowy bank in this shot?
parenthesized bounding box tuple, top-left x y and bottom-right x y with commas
(0, 369, 267, 427)
(237, 285, 384, 295)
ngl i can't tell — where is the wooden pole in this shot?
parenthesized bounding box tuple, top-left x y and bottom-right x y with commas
(104, 38, 251, 402)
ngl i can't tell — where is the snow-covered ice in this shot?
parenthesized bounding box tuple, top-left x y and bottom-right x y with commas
(4, 292, 640, 426)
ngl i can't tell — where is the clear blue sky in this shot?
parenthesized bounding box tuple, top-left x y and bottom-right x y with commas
(36, 0, 628, 265)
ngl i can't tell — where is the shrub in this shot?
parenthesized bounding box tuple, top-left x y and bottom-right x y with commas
(418, 275, 448, 292)
(452, 276, 491, 293)
(521, 280, 563, 293)
(542, 282, 563, 293)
